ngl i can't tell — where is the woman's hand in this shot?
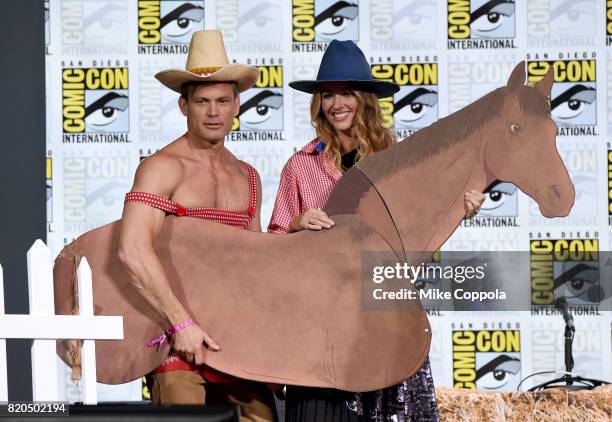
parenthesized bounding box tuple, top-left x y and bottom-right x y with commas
(288, 208, 335, 232)
(464, 190, 485, 219)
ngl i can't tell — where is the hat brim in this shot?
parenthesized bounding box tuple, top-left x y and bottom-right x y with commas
(155, 64, 258, 93)
(289, 79, 399, 98)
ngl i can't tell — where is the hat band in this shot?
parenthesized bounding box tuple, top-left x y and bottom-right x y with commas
(189, 66, 222, 76)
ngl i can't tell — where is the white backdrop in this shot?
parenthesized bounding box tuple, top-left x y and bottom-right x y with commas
(44, 0, 612, 401)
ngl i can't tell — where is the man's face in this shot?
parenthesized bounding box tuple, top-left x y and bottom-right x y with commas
(179, 82, 239, 143)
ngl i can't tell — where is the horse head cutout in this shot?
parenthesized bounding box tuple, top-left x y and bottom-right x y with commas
(349, 61, 575, 256)
(485, 61, 574, 218)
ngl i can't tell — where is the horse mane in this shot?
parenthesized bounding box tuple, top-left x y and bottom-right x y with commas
(360, 84, 550, 182)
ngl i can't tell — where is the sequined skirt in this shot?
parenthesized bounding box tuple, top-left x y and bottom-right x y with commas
(285, 358, 439, 422)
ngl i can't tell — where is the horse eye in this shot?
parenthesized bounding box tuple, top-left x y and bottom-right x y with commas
(510, 124, 520, 133)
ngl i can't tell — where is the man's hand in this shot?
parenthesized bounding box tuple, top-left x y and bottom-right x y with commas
(464, 190, 485, 219)
(289, 208, 335, 232)
(171, 323, 220, 366)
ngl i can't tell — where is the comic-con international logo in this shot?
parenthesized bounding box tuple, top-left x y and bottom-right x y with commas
(63, 151, 132, 234)
(217, 0, 283, 52)
(527, 0, 596, 48)
(447, 0, 516, 50)
(138, 0, 205, 54)
(531, 319, 603, 385)
(292, 0, 359, 52)
(452, 328, 521, 391)
(62, 64, 130, 144)
(370, 61, 438, 137)
(530, 237, 601, 311)
(229, 63, 285, 141)
(527, 56, 598, 136)
(369, 0, 437, 50)
(138, 58, 187, 142)
(462, 180, 518, 228)
(61, 0, 128, 54)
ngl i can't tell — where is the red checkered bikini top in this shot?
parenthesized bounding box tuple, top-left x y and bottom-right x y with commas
(124, 162, 257, 230)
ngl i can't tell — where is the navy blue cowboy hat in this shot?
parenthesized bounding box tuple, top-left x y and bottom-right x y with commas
(289, 40, 399, 98)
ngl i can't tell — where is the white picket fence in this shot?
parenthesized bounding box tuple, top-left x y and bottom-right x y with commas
(0, 240, 123, 404)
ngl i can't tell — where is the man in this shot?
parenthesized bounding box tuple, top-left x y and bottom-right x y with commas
(118, 30, 275, 421)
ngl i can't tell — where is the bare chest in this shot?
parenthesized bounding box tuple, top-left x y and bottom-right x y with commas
(172, 164, 250, 210)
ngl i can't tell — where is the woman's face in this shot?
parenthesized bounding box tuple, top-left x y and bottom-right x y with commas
(319, 82, 359, 133)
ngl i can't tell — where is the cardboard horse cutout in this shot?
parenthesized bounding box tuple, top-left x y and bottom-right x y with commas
(54, 62, 574, 392)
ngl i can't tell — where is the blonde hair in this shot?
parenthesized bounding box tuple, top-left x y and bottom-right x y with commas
(310, 89, 395, 170)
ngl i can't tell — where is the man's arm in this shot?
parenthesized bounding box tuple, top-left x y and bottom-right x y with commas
(118, 154, 219, 365)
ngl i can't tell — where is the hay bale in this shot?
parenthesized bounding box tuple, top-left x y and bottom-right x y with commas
(435, 385, 611, 421)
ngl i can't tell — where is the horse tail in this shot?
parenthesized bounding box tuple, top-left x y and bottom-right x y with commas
(54, 243, 82, 381)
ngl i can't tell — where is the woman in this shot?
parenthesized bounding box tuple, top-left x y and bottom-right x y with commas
(268, 40, 484, 421)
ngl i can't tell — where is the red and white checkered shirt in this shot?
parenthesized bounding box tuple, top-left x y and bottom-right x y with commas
(268, 139, 343, 234)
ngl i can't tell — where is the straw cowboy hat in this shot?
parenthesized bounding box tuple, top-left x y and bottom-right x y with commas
(155, 30, 258, 93)
(289, 40, 399, 98)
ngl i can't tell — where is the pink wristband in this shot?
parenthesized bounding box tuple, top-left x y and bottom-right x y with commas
(147, 318, 193, 349)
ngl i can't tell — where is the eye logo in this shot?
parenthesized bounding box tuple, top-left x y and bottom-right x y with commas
(292, 0, 359, 44)
(238, 90, 283, 131)
(217, 0, 283, 44)
(551, 84, 596, 124)
(527, 60, 597, 128)
(138, 1, 204, 44)
(452, 330, 521, 390)
(62, 67, 129, 134)
(475, 354, 521, 390)
(238, 1, 281, 42)
(393, 0, 436, 39)
(528, 0, 596, 39)
(371, 63, 438, 132)
(550, 0, 595, 37)
(83, 1, 128, 44)
(86, 179, 131, 221)
(470, 0, 515, 38)
(393, 87, 438, 129)
(479, 180, 517, 217)
(552, 263, 601, 305)
(85, 92, 129, 132)
(234, 66, 284, 132)
(530, 239, 600, 307)
(61, 0, 128, 47)
(370, 0, 437, 41)
(447, 0, 515, 40)
(314, 0, 358, 41)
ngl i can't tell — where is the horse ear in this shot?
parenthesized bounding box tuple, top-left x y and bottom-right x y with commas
(507, 61, 526, 89)
(533, 65, 554, 97)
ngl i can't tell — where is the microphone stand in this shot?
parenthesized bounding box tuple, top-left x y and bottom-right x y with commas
(528, 299, 609, 391)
